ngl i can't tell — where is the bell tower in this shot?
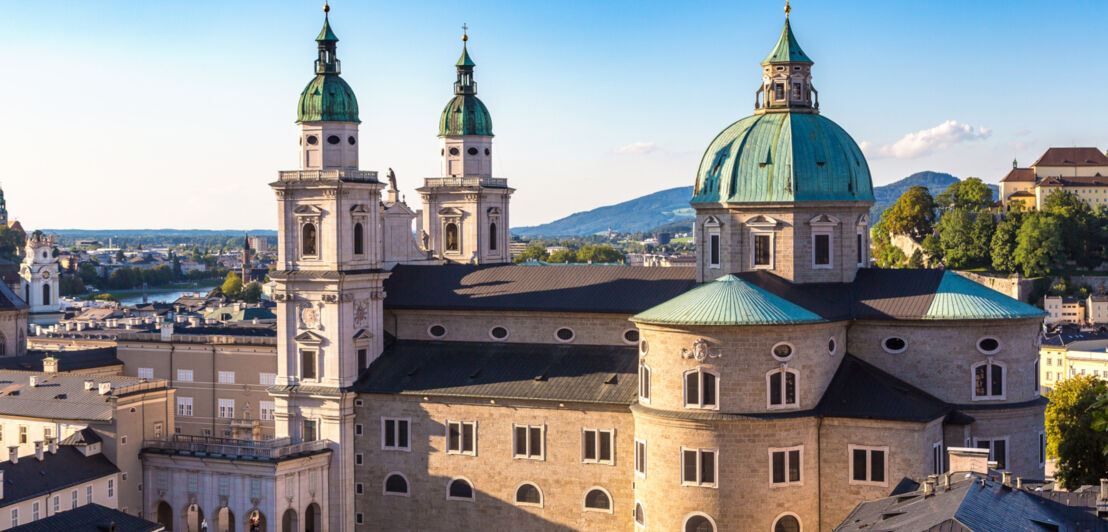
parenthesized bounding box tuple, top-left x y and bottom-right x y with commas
(755, 2, 818, 113)
(268, 5, 384, 530)
(20, 232, 60, 325)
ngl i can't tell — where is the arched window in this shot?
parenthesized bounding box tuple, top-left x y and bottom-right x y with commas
(447, 478, 473, 501)
(773, 513, 801, 532)
(42, 284, 50, 306)
(638, 364, 651, 403)
(972, 359, 1006, 400)
(683, 368, 718, 409)
(514, 483, 542, 507)
(583, 488, 612, 513)
(634, 502, 645, 527)
(302, 223, 317, 257)
(353, 222, 364, 256)
(488, 223, 497, 251)
(445, 223, 459, 251)
(767, 367, 799, 409)
(384, 473, 408, 496)
(684, 513, 716, 532)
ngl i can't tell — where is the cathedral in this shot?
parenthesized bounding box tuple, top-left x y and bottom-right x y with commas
(141, 5, 1047, 532)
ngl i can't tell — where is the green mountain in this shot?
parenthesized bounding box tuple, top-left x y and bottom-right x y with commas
(869, 171, 999, 225)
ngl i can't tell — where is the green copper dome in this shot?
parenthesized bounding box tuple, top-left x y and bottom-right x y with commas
(298, 75, 359, 123)
(632, 274, 825, 326)
(439, 42, 492, 137)
(763, 18, 812, 64)
(692, 112, 873, 204)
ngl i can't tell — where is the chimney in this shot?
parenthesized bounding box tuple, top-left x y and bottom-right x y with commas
(42, 356, 58, 374)
(1002, 471, 1013, 487)
(29, 375, 41, 387)
(33, 441, 43, 461)
(98, 382, 112, 395)
(1016, 477, 1023, 490)
(947, 447, 991, 475)
(1098, 479, 1108, 517)
(8, 446, 18, 464)
(160, 323, 174, 341)
(923, 479, 935, 496)
(942, 473, 951, 491)
(47, 437, 56, 454)
(84, 380, 95, 391)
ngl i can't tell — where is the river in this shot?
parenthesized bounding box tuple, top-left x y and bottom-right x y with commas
(112, 284, 218, 306)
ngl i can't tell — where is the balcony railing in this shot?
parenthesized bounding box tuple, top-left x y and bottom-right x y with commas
(277, 170, 378, 183)
(142, 435, 329, 460)
(422, 176, 508, 188)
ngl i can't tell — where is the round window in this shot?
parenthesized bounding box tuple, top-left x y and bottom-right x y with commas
(467, 147, 479, 155)
(327, 135, 340, 145)
(828, 337, 837, 356)
(428, 324, 447, 338)
(771, 342, 794, 361)
(449, 147, 460, 156)
(639, 339, 649, 355)
(485, 148, 491, 156)
(306, 135, 319, 145)
(623, 329, 640, 344)
(347, 136, 356, 145)
(977, 337, 1000, 354)
(882, 337, 907, 354)
(490, 326, 509, 340)
(555, 327, 575, 342)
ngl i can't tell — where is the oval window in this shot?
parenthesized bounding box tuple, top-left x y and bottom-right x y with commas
(555, 328, 575, 342)
(882, 337, 907, 354)
(977, 337, 1000, 354)
(306, 135, 319, 145)
(467, 147, 479, 155)
(485, 148, 491, 156)
(771, 342, 794, 361)
(449, 147, 460, 156)
(428, 324, 447, 338)
(490, 326, 509, 340)
(348, 136, 356, 145)
(327, 135, 340, 144)
(639, 339, 649, 356)
(623, 329, 640, 344)
(828, 337, 837, 356)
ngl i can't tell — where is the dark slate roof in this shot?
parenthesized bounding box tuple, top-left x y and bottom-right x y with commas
(835, 472, 1107, 531)
(60, 427, 103, 446)
(355, 339, 638, 404)
(0, 348, 122, 372)
(0, 280, 26, 310)
(817, 355, 951, 422)
(1041, 328, 1108, 347)
(0, 446, 119, 507)
(9, 503, 162, 532)
(173, 326, 276, 337)
(383, 264, 697, 314)
(851, 269, 946, 320)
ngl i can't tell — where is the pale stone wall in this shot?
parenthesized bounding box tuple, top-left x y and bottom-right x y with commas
(0, 309, 27, 357)
(387, 309, 639, 347)
(962, 404, 1045, 480)
(955, 270, 1034, 303)
(354, 395, 632, 531)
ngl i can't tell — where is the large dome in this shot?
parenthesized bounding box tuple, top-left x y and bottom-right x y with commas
(298, 74, 359, 123)
(439, 94, 493, 136)
(691, 112, 873, 204)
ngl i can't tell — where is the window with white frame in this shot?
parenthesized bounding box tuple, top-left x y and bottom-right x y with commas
(259, 373, 277, 386)
(972, 359, 1006, 400)
(752, 232, 773, 269)
(974, 437, 1008, 469)
(108, 478, 114, 498)
(137, 367, 153, 379)
(10, 508, 16, 528)
(260, 401, 275, 421)
(71, 489, 77, 509)
(849, 445, 888, 486)
(513, 424, 544, 460)
(447, 478, 474, 501)
(52, 496, 58, 514)
(176, 397, 193, 417)
(218, 371, 235, 384)
(515, 482, 542, 506)
(681, 447, 717, 487)
(177, 369, 193, 382)
(705, 218, 721, 268)
(767, 367, 799, 408)
(639, 364, 651, 403)
(635, 439, 647, 477)
(932, 441, 944, 475)
(31, 502, 38, 521)
(812, 230, 832, 268)
(383, 473, 408, 496)
(583, 487, 612, 513)
(355, 423, 363, 436)
(446, 421, 476, 455)
(635, 501, 645, 527)
(301, 349, 318, 380)
(582, 429, 614, 465)
(382, 418, 410, 451)
(684, 368, 719, 409)
(86, 485, 93, 503)
(218, 399, 234, 419)
(769, 446, 802, 486)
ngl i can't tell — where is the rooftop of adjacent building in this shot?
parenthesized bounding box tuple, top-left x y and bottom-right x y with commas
(0, 347, 121, 373)
(0, 444, 119, 509)
(1001, 147, 1108, 183)
(141, 434, 330, 463)
(0, 371, 167, 422)
(8, 503, 163, 532)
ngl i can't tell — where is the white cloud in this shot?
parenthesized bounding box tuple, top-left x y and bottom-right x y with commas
(613, 141, 660, 155)
(862, 120, 992, 159)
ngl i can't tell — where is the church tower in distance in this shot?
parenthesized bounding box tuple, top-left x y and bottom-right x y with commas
(268, 5, 386, 530)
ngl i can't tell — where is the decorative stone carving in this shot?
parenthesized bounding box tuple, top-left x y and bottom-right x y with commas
(299, 306, 320, 329)
(681, 338, 721, 362)
(321, 294, 339, 304)
(353, 298, 369, 327)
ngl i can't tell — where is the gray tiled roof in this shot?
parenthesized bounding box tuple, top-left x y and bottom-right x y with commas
(9, 503, 162, 532)
(0, 446, 119, 507)
(0, 348, 121, 372)
(0, 371, 165, 422)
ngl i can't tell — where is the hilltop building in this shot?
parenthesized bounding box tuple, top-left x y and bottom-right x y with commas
(999, 147, 1108, 210)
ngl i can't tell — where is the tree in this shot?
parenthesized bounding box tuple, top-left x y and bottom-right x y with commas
(1014, 213, 1063, 277)
(875, 245, 907, 269)
(883, 186, 936, 240)
(920, 234, 943, 266)
(907, 249, 925, 268)
(548, 249, 577, 263)
(115, 249, 125, 263)
(0, 226, 24, 260)
(1043, 189, 1096, 269)
(936, 208, 976, 268)
(59, 274, 85, 296)
(990, 213, 1023, 273)
(241, 281, 263, 303)
(222, 272, 243, 299)
(969, 212, 996, 267)
(1047, 375, 1108, 490)
(511, 245, 548, 264)
(576, 245, 623, 264)
(935, 177, 993, 212)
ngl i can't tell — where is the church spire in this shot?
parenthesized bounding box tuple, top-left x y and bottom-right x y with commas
(755, 5, 818, 113)
(454, 24, 477, 96)
(315, 2, 341, 75)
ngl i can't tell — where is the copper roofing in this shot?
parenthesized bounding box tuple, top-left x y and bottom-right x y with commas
(1032, 147, 1108, 167)
(999, 167, 1035, 183)
(632, 274, 825, 326)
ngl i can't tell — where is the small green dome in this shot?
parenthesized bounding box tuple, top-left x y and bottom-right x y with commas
(297, 74, 359, 123)
(439, 94, 493, 136)
(692, 112, 873, 204)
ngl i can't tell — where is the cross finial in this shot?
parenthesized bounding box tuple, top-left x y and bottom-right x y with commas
(323, 1, 330, 14)
(462, 23, 468, 42)
(785, 0, 791, 18)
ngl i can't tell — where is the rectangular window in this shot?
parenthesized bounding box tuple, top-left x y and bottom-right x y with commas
(303, 420, 317, 442)
(770, 446, 803, 486)
(259, 373, 277, 386)
(639, 364, 651, 402)
(635, 439, 647, 477)
(153, 422, 163, 439)
(218, 398, 234, 419)
(973, 362, 1005, 399)
(86, 485, 93, 503)
(975, 438, 1008, 469)
(11, 508, 16, 527)
(356, 514, 364, 525)
(1039, 432, 1045, 466)
(260, 401, 275, 421)
(19, 425, 27, 444)
(137, 367, 154, 379)
(582, 429, 615, 465)
(513, 424, 544, 460)
(774, 83, 785, 100)
(813, 233, 831, 267)
(933, 441, 944, 475)
(31, 502, 39, 521)
(856, 232, 865, 265)
(446, 421, 477, 455)
(680, 447, 717, 487)
(355, 483, 364, 495)
(108, 478, 115, 498)
(355, 423, 363, 436)
(217, 371, 235, 384)
(355, 453, 363, 465)
(382, 418, 410, 451)
(250, 479, 261, 500)
(358, 348, 368, 370)
(177, 397, 193, 417)
(71, 489, 78, 509)
(754, 233, 772, 267)
(53, 496, 59, 514)
(849, 445, 888, 486)
(301, 350, 317, 380)
(709, 233, 720, 267)
(177, 369, 193, 382)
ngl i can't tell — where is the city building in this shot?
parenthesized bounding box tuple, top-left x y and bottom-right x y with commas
(999, 147, 1108, 210)
(1044, 295, 1085, 325)
(18, 233, 60, 326)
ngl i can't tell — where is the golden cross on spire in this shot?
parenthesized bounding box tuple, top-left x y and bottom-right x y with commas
(785, 0, 791, 18)
(462, 23, 469, 42)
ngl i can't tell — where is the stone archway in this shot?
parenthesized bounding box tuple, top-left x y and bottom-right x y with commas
(156, 501, 173, 531)
(217, 506, 235, 532)
(304, 503, 321, 532)
(245, 509, 266, 532)
(280, 509, 297, 532)
(185, 503, 205, 532)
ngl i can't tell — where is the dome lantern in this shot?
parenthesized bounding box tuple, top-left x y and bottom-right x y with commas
(297, 3, 359, 123)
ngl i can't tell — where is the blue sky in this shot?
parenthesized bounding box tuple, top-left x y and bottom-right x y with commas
(1, 0, 1106, 230)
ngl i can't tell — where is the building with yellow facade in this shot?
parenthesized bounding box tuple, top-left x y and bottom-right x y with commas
(999, 147, 1108, 211)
